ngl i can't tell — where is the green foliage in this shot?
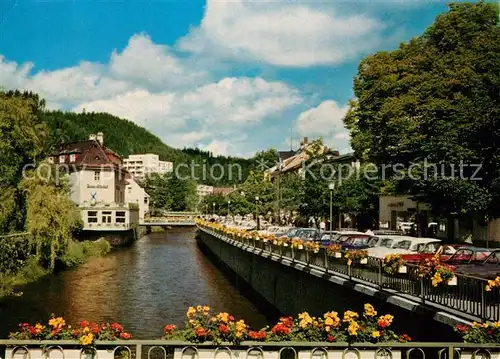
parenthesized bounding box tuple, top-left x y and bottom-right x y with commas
(0, 233, 32, 273)
(20, 162, 83, 272)
(43, 111, 253, 185)
(345, 2, 500, 219)
(145, 173, 198, 212)
(251, 148, 278, 172)
(60, 239, 111, 267)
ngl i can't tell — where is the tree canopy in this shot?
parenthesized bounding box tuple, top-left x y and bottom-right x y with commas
(344, 2, 500, 219)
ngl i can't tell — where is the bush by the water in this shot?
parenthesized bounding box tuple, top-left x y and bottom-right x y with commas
(60, 239, 111, 267)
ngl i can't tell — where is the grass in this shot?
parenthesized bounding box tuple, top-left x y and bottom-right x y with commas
(0, 239, 112, 298)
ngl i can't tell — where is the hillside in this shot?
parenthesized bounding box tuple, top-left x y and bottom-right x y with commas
(43, 110, 253, 185)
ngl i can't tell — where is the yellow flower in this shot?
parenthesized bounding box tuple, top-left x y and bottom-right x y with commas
(347, 259, 352, 266)
(325, 326, 331, 332)
(364, 304, 377, 317)
(203, 306, 210, 312)
(34, 323, 45, 334)
(324, 311, 340, 328)
(187, 307, 196, 318)
(493, 322, 500, 328)
(348, 321, 359, 336)
(217, 312, 230, 323)
(472, 322, 489, 328)
(82, 326, 90, 333)
(80, 333, 94, 346)
(298, 312, 313, 328)
(371, 331, 381, 338)
(343, 310, 359, 322)
(48, 317, 66, 328)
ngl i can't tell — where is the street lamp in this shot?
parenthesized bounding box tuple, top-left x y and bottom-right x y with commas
(255, 196, 260, 230)
(228, 200, 231, 216)
(328, 182, 335, 241)
(212, 202, 215, 216)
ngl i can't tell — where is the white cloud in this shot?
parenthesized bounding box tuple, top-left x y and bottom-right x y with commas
(0, 32, 304, 157)
(178, 0, 385, 67)
(295, 100, 351, 152)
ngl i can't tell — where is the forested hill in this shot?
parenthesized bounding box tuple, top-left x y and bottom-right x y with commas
(43, 110, 254, 185)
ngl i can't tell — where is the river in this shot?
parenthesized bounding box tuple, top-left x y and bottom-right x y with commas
(0, 228, 271, 338)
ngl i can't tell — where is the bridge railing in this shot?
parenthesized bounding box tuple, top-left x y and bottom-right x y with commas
(199, 225, 500, 323)
(2, 340, 500, 359)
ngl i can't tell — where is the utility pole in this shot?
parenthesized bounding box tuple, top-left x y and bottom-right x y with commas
(328, 183, 334, 240)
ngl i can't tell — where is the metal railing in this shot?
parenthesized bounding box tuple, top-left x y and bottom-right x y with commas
(199, 226, 500, 323)
(2, 340, 500, 359)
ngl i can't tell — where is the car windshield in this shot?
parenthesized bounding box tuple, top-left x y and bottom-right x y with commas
(348, 237, 369, 245)
(287, 229, 299, 237)
(367, 237, 379, 247)
(379, 238, 393, 248)
(485, 251, 500, 264)
(420, 242, 440, 253)
(394, 240, 411, 250)
(299, 230, 316, 239)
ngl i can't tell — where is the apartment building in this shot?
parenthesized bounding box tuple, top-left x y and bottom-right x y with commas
(123, 154, 173, 181)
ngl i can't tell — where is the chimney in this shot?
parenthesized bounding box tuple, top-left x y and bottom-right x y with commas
(96, 132, 104, 146)
(89, 134, 97, 141)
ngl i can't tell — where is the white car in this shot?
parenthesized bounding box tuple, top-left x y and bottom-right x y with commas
(368, 236, 441, 258)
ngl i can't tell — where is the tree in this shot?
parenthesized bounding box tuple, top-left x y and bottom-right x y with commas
(345, 2, 500, 219)
(20, 162, 82, 272)
(0, 92, 48, 233)
(251, 148, 278, 172)
(145, 173, 172, 211)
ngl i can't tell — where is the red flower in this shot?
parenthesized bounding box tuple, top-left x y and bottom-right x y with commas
(399, 334, 412, 342)
(327, 335, 335, 342)
(120, 332, 132, 340)
(51, 328, 62, 336)
(228, 315, 235, 322)
(19, 323, 30, 329)
(90, 323, 101, 335)
(279, 317, 294, 328)
(164, 324, 176, 333)
(271, 323, 290, 335)
(455, 325, 469, 333)
(195, 327, 207, 337)
(111, 323, 124, 333)
(79, 321, 90, 328)
(218, 324, 229, 334)
(248, 331, 266, 340)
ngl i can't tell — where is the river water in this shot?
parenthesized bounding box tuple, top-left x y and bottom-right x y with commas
(0, 228, 270, 338)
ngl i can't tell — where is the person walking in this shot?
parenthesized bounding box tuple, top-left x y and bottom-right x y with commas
(319, 219, 326, 233)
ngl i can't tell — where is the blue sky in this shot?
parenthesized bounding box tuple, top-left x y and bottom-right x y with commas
(0, 0, 451, 157)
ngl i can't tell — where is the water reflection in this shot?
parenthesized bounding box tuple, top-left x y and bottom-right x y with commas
(0, 228, 269, 338)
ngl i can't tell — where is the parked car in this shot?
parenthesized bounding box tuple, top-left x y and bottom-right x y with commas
(443, 247, 491, 265)
(453, 250, 500, 279)
(340, 235, 372, 250)
(316, 231, 341, 245)
(295, 228, 319, 241)
(367, 237, 441, 259)
(372, 230, 404, 236)
(401, 243, 473, 263)
(335, 231, 368, 243)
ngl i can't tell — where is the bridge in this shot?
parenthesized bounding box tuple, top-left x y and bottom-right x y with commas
(196, 224, 500, 336)
(141, 212, 197, 226)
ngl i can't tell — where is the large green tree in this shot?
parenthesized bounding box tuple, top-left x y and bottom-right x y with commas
(20, 163, 82, 272)
(345, 2, 500, 219)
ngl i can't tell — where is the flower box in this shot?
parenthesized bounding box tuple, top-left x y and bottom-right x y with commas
(360, 258, 368, 264)
(5, 348, 115, 359)
(448, 275, 457, 286)
(295, 349, 402, 359)
(398, 265, 407, 274)
(173, 347, 272, 359)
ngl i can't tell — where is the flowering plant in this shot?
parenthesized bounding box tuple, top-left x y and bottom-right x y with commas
(163, 306, 248, 345)
(455, 321, 500, 343)
(419, 255, 456, 286)
(9, 315, 132, 345)
(344, 250, 368, 265)
(304, 241, 320, 252)
(326, 244, 342, 256)
(383, 254, 405, 275)
(291, 238, 305, 249)
(485, 276, 500, 291)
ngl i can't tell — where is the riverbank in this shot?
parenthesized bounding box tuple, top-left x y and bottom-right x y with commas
(0, 238, 111, 299)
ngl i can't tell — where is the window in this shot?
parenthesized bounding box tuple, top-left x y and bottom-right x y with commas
(94, 171, 100, 181)
(396, 241, 411, 250)
(59, 155, 66, 163)
(87, 211, 98, 223)
(102, 211, 112, 223)
(116, 211, 126, 223)
(144, 197, 148, 204)
(70, 154, 76, 162)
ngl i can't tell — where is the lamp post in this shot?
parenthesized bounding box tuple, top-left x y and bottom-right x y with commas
(228, 200, 231, 216)
(328, 182, 335, 241)
(212, 202, 215, 217)
(205, 204, 208, 216)
(255, 196, 260, 230)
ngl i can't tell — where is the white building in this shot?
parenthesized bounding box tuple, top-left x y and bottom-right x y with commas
(123, 154, 173, 180)
(49, 133, 139, 231)
(125, 176, 150, 222)
(197, 185, 214, 198)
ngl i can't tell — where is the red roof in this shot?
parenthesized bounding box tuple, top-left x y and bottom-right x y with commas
(50, 140, 122, 168)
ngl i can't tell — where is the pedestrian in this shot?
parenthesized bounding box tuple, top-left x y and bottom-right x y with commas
(319, 219, 326, 232)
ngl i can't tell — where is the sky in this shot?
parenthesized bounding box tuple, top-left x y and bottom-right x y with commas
(0, 0, 452, 158)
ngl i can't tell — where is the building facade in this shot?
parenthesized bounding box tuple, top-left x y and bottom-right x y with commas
(49, 133, 139, 231)
(197, 185, 214, 198)
(123, 154, 173, 181)
(125, 176, 150, 222)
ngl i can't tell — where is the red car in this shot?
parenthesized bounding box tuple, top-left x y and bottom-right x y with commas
(401, 243, 474, 263)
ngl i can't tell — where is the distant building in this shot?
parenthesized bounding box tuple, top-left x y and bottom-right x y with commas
(49, 132, 139, 231)
(213, 186, 236, 197)
(197, 185, 214, 198)
(125, 175, 150, 222)
(123, 153, 173, 181)
(265, 137, 340, 181)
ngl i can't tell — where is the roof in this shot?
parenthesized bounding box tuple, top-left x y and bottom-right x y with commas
(326, 152, 356, 163)
(50, 139, 121, 168)
(278, 151, 296, 162)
